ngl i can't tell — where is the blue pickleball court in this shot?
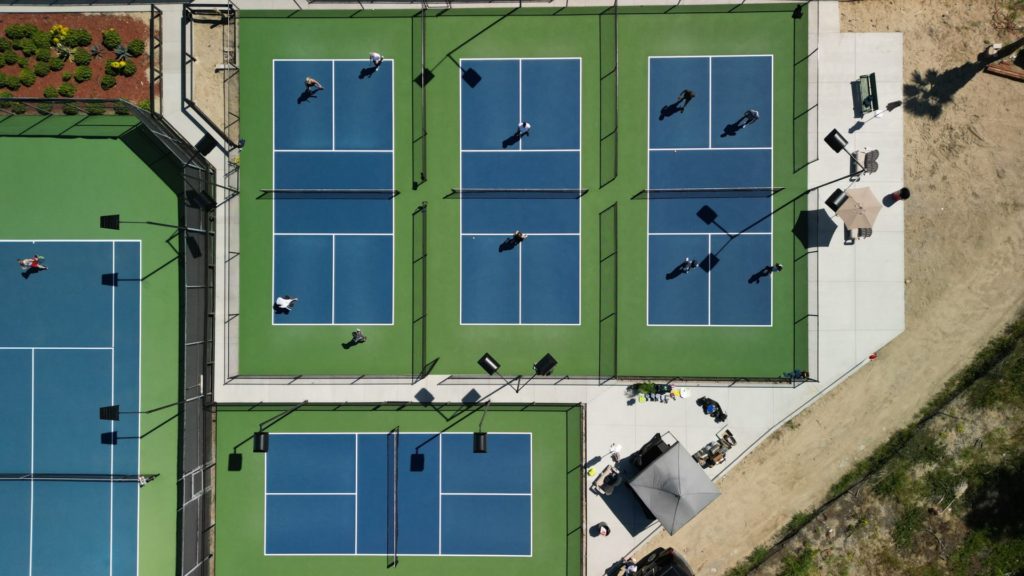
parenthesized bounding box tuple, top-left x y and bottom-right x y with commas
(272, 59, 395, 325)
(264, 432, 532, 556)
(647, 55, 775, 326)
(459, 58, 582, 325)
(0, 240, 141, 576)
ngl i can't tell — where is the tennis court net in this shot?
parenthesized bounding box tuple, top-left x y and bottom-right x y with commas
(0, 473, 159, 485)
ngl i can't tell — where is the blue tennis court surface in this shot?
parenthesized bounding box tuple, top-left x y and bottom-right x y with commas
(265, 432, 532, 556)
(273, 59, 394, 325)
(647, 55, 774, 326)
(460, 58, 581, 325)
(0, 240, 141, 576)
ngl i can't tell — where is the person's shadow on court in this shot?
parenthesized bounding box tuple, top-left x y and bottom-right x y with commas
(21, 267, 42, 280)
(498, 236, 524, 253)
(721, 122, 741, 138)
(502, 131, 525, 149)
(273, 304, 291, 315)
(665, 259, 700, 280)
(359, 66, 378, 79)
(748, 266, 773, 284)
(297, 87, 321, 105)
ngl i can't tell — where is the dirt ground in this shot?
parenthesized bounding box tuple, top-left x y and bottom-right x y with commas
(638, 1, 1024, 573)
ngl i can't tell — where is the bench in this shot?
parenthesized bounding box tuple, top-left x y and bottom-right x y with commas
(855, 73, 878, 116)
(985, 61, 1024, 82)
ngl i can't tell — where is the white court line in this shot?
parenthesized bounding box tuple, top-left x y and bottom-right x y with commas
(0, 346, 113, 350)
(769, 54, 776, 328)
(353, 435, 359, 553)
(457, 57, 583, 327)
(29, 348, 34, 576)
(518, 242, 523, 323)
(649, 232, 771, 236)
(461, 148, 581, 153)
(708, 57, 713, 146)
(706, 234, 712, 325)
(460, 232, 580, 237)
(274, 230, 390, 237)
(108, 244, 115, 576)
(518, 59, 523, 151)
(440, 492, 531, 496)
(265, 492, 357, 496)
(271, 61, 278, 326)
(134, 243, 142, 576)
(274, 149, 392, 154)
(271, 58, 396, 327)
(649, 146, 771, 152)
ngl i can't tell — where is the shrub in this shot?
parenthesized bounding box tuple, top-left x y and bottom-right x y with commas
(11, 100, 26, 115)
(35, 47, 51, 63)
(19, 68, 35, 87)
(137, 98, 150, 111)
(33, 61, 49, 77)
(57, 82, 75, 97)
(101, 28, 121, 50)
(5, 24, 37, 40)
(32, 30, 50, 51)
(74, 65, 92, 83)
(127, 39, 145, 57)
(0, 38, 10, 51)
(49, 58, 64, 72)
(3, 50, 16, 65)
(61, 71, 72, 82)
(85, 102, 106, 116)
(62, 102, 79, 115)
(67, 28, 91, 47)
(105, 60, 126, 75)
(19, 38, 35, 57)
(72, 47, 91, 66)
(17, 56, 29, 69)
(122, 60, 137, 77)
(36, 102, 52, 114)
(100, 74, 117, 90)
(4, 75, 20, 91)
(112, 101, 131, 115)
(43, 86, 59, 98)
(0, 90, 11, 108)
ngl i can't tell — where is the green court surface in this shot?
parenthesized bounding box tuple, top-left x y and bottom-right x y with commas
(0, 124, 183, 575)
(214, 404, 582, 576)
(237, 5, 808, 380)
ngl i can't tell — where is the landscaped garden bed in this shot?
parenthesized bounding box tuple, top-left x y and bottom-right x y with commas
(0, 13, 153, 108)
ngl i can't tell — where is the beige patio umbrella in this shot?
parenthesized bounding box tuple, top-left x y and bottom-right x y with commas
(836, 187, 882, 230)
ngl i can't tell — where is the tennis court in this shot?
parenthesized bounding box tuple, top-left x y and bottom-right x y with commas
(272, 58, 395, 326)
(265, 432, 531, 556)
(459, 58, 582, 326)
(0, 240, 141, 576)
(647, 55, 775, 327)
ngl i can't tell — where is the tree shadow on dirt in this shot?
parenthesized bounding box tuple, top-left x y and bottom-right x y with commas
(964, 458, 1024, 539)
(903, 37, 1024, 119)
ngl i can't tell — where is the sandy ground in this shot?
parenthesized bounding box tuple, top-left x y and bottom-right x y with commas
(639, 1, 1024, 573)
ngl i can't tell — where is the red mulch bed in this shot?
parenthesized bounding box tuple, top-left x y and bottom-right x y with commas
(0, 13, 153, 102)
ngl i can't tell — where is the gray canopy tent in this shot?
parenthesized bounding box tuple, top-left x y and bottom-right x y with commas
(628, 443, 720, 535)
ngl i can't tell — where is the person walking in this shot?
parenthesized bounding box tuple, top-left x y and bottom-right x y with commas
(736, 108, 760, 129)
(17, 255, 46, 272)
(512, 230, 528, 244)
(675, 89, 695, 109)
(274, 295, 298, 312)
(770, 262, 783, 273)
(517, 121, 531, 136)
(304, 77, 323, 92)
(370, 52, 383, 68)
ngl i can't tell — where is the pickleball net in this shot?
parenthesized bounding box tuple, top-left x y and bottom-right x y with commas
(258, 188, 400, 200)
